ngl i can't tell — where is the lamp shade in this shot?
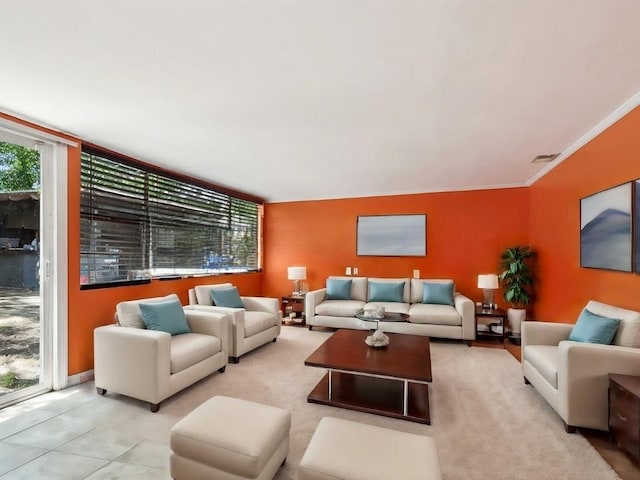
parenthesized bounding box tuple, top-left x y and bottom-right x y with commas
(287, 266, 307, 281)
(477, 274, 499, 289)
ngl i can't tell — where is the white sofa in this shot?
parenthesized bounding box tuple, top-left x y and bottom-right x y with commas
(94, 294, 229, 412)
(187, 283, 281, 363)
(305, 277, 475, 343)
(522, 300, 640, 432)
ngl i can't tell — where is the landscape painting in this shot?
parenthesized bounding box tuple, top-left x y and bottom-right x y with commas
(357, 214, 426, 256)
(580, 182, 632, 272)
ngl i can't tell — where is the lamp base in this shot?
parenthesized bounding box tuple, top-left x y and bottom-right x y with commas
(482, 289, 496, 310)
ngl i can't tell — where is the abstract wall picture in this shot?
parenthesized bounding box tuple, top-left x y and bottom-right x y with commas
(580, 182, 632, 272)
(357, 214, 426, 256)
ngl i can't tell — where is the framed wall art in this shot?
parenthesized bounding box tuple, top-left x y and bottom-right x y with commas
(580, 182, 633, 272)
(356, 214, 426, 256)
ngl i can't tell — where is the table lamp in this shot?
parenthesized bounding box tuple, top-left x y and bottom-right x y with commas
(287, 266, 307, 296)
(477, 274, 499, 309)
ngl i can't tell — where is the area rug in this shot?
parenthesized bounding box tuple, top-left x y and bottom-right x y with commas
(161, 326, 620, 480)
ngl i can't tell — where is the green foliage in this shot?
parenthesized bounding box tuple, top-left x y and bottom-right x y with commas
(499, 245, 534, 308)
(0, 371, 37, 389)
(0, 141, 40, 191)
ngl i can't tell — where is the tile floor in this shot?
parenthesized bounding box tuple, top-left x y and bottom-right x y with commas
(0, 383, 173, 479)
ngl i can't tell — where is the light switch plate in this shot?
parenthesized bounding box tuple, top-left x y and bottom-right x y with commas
(345, 266, 352, 275)
(413, 269, 420, 279)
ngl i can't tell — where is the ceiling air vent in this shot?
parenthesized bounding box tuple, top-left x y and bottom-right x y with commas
(531, 153, 559, 163)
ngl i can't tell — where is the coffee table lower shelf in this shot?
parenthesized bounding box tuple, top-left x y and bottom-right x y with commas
(307, 371, 430, 424)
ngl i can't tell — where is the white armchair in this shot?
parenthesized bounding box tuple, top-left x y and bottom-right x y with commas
(522, 300, 640, 432)
(187, 283, 281, 363)
(94, 294, 229, 412)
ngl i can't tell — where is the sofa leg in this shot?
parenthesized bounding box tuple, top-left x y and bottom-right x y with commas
(465, 340, 472, 346)
(96, 387, 107, 396)
(272, 337, 277, 343)
(218, 365, 226, 373)
(150, 402, 161, 413)
(563, 421, 576, 434)
(230, 356, 239, 364)
(308, 325, 313, 331)
(524, 377, 530, 385)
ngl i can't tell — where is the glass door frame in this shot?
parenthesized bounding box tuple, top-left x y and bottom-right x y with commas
(0, 119, 70, 407)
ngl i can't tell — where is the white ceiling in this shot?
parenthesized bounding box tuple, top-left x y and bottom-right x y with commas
(2, 1, 640, 202)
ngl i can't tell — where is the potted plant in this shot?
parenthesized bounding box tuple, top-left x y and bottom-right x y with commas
(499, 245, 534, 339)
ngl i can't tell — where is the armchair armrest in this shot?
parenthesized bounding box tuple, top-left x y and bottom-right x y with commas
(184, 310, 229, 356)
(188, 288, 197, 305)
(241, 296, 279, 313)
(453, 292, 475, 340)
(558, 341, 640, 430)
(305, 288, 327, 320)
(522, 321, 573, 347)
(184, 305, 245, 350)
(93, 325, 171, 403)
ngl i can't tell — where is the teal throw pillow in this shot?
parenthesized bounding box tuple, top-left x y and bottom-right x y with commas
(422, 282, 454, 306)
(369, 281, 404, 303)
(326, 278, 352, 300)
(568, 309, 620, 344)
(139, 299, 191, 336)
(210, 287, 245, 308)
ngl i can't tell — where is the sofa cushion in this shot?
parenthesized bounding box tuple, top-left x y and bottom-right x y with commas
(170, 333, 221, 374)
(585, 300, 640, 348)
(368, 277, 410, 303)
(316, 300, 366, 317)
(523, 345, 558, 389)
(194, 283, 235, 306)
(410, 279, 455, 304)
(327, 276, 368, 302)
(363, 302, 410, 315)
(244, 311, 277, 337)
(422, 281, 454, 306)
(369, 281, 404, 303)
(326, 278, 352, 300)
(139, 299, 191, 336)
(210, 286, 245, 308)
(116, 293, 181, 329)
(568, 309, 620, 345)
(408, 304, 461, 326)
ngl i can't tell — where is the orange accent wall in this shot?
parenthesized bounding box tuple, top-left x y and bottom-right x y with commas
(262, 188, 529, 303)
(530, 106, 640, 322)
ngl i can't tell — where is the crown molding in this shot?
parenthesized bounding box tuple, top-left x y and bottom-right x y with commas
(527, 90, 640, 186)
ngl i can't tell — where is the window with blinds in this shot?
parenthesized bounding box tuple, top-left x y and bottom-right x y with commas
(80, 149, 261, 287)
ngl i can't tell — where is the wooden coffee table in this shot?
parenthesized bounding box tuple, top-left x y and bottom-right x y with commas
(304, 329, 432, 424)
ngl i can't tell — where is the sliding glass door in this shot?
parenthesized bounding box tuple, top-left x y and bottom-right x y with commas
(0, 131, 53, 407)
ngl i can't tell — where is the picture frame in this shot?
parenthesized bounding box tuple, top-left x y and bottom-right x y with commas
(580, 182, 633, 272)
(356, 214, 426, 256)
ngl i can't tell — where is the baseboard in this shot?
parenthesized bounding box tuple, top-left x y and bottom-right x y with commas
(67, 369, 94, 387)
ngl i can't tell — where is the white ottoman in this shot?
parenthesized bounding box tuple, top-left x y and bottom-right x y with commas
(170, 396, 290, 480)
(298, 417, 442, 480)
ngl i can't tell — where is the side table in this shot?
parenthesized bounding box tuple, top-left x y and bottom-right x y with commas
(282, 295, 306, 326)
(475, 306, 508, 345)
(609, 373, 640, 463)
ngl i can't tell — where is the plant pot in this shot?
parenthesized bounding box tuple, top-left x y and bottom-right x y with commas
(507, 308, 526, 336)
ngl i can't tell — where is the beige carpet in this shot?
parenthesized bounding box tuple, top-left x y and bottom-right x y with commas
(161, 326, 620, 480)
